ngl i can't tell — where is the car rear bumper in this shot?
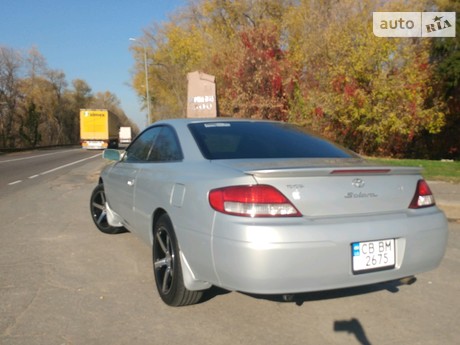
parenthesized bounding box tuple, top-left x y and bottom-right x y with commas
(211, 208, 448, 294)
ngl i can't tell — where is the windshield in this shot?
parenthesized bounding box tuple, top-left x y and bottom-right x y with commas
(188, 121, 355, 160)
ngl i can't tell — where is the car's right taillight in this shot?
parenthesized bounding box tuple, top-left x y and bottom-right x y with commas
(409, 179, 436, 209)
(209, 185, 301, 217)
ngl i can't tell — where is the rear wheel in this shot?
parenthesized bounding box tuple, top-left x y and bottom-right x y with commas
(153, 214, 203, 306)
(90, 184, 126, 234)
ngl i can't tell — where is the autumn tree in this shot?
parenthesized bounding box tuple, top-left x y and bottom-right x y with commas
(91, 91, 139, 134)
(133, 20, 207, 122)
(420, 0, 460, 159)
(187, 0, 295, 119)
(131, 0, 295, 121)
(131, 0, 456, 158)
(284, 0, 445, 156)
(19, 102, 41, 147)
(0, 47, 22, 148)
(217, 22, 294, 120)
(0, 46, 133, 149)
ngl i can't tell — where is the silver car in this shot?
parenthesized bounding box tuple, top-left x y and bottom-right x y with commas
(90, 118, 448, 306)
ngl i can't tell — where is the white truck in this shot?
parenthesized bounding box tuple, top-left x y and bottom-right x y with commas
(119, 126, 132, 147)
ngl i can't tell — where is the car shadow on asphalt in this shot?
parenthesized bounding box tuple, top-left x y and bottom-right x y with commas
(200, 286, 233, 303)
(334, 318, 372, 345)
(198, 280, 412, 344)
(241, 277, 416, 306)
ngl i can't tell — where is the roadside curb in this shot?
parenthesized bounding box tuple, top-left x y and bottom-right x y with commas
(437, 202, 460, 223)
(428, 180, 460, 222)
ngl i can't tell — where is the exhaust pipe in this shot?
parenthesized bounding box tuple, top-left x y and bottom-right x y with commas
(282, 294, 295, 302)
(399, 276, 417, 285)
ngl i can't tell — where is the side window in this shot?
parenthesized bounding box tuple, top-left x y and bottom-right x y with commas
(124, 127, 162, 162)
(148, 126, 182, 162)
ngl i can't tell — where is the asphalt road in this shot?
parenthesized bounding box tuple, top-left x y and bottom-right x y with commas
(0, 149, 459, 345)
(0, 148, 100, 198)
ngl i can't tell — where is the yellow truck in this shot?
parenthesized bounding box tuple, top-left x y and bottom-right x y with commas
(80, 109, 120, 149)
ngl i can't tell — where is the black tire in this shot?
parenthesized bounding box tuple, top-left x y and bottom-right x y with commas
(90, 184, 126, 234)
(152, 214, 203, 306)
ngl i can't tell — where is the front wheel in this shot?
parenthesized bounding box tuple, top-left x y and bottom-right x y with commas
(152, 214, 203, 306)
(90, 184, 126, 234)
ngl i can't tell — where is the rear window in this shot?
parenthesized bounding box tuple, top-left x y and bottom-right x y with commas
(188, 121, 354, 159)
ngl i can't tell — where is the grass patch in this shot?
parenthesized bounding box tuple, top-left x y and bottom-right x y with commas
(367, 158, 460, 183)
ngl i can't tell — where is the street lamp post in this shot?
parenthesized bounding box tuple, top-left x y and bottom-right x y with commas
(129, 38, 151, 127)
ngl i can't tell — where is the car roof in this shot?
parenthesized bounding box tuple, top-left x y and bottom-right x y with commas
(142, 118, 285, 161)
(152, 117, 275, 126)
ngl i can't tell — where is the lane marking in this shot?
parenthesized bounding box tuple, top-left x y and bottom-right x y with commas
(6, 153, 101, 186)
(39, 154, 101, 175)
(0, 149, 77, 164)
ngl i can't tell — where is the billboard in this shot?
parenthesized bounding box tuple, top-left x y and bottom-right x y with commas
(186, 71, 217, 118)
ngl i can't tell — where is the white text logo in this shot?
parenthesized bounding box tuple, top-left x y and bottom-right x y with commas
(373, 12, 456, 37)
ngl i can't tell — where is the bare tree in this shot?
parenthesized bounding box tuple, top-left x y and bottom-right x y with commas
(0, 47, 23, 148)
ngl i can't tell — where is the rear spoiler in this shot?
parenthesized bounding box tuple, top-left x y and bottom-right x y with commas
(245, 166, 422, 178)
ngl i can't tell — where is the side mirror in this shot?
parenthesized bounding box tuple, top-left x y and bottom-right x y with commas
(103, 149, 121, 161)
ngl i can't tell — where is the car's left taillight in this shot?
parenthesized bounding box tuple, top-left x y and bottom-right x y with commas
(209, 185, 301, 217)
(409, 179, 436, 209)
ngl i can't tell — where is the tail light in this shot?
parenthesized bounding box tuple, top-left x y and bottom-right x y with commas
(409, 180, 435, 209)
(209, 185, 301, 217)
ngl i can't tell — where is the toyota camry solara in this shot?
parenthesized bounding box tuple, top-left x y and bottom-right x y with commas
(90, 118, 448, 306)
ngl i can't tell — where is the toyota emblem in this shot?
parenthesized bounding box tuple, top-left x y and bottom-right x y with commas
(352, 178, 365, 188)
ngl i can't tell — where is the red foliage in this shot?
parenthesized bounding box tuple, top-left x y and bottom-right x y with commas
(314, 107, 324, 118)
(344, 82, 357, 98)
(219, 23, 294, 120)
(332, 75, 346, 93)
(419, 62, 428, 71)
(409, 101, 417, 116)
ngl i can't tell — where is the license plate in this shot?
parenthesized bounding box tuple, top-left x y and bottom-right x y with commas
(352, 239, 395, 273)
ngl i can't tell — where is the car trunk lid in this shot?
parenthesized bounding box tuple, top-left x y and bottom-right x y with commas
(213, 159, 423, 217)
